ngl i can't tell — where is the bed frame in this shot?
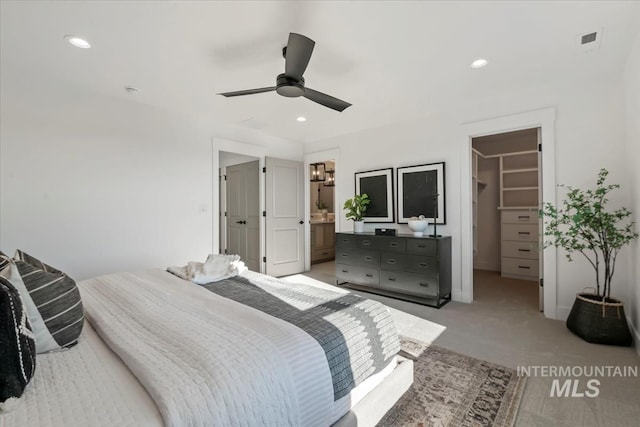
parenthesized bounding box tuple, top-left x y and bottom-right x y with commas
(333, 357, 414, 427)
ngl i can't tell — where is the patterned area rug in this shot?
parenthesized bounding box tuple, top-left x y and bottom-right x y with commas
(378, 337, 526, 427)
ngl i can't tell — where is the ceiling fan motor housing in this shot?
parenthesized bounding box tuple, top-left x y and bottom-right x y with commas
(276, 73, 305, 97)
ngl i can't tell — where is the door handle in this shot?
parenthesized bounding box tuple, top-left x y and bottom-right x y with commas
(236, 220, 246, 224)
(299, 220, 304, 224)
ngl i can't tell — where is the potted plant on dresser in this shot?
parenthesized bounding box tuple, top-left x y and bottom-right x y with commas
(541, 168, 638, 346)
(343, 193, 370, 233)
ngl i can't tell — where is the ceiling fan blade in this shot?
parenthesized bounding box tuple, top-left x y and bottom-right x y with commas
(218, 87, 276, 97)
(285, 33, 315, 80)
(303, 88, 352, 112)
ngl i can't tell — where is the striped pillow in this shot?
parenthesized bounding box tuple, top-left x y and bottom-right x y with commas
(0, 272, 37, 410)
(14, 250, 84, 352)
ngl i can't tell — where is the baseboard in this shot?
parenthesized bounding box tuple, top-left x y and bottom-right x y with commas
(627, 316, 640, 358)
(557, 305, 572, 321)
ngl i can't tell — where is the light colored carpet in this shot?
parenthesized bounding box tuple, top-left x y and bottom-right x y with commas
(301, 262, 640, 427)
(379, 338, 526, 427)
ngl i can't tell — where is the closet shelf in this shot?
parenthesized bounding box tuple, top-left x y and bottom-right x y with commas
(502, 186, 538, 191)
(498, 206, 539, 210)
(502, 168, 538, 174)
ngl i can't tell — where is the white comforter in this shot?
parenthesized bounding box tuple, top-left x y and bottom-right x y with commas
(80, 269, 335, 427)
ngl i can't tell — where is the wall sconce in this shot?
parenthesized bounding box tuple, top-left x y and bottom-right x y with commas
(310, 163, 326, 182)
(324, 169, 335, 187)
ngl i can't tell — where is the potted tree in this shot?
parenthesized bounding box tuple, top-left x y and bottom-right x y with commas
(343, 194, 370, 233)
(541, 168, 638, 346)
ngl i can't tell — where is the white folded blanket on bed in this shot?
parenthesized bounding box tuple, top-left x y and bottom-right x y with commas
(167, 254, 248, 284)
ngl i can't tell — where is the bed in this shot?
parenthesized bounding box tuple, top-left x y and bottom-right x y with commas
(1, 268, 413, 427)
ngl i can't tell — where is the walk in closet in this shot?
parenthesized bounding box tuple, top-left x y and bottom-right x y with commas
(472, 128, 541, 282)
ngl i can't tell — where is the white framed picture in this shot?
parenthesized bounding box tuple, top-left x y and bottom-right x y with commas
(354, 168, 395, 223)
(397, 162, 446, 224)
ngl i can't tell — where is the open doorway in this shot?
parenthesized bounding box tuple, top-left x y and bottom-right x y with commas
(219, 151, 261, 272)
(309, 160, 336, 266)
(471, 128, 542, 311)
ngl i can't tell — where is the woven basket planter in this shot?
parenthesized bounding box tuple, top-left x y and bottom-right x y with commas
(566, 293, 632, 346)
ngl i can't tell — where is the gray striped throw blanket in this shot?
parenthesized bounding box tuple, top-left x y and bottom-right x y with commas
(202, 273, 400, 400)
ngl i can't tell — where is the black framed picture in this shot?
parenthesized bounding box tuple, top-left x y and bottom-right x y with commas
(397, 162, 446, 224)
(354, 168, 394, 223)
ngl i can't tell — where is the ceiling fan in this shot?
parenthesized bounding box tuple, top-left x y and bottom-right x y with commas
(218, 33, 352, 112)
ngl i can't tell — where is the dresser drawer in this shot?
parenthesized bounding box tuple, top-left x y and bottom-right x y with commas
(502, 210, 538, 224)
(336, 234, 357, 248)
(381, 252, 437, 275)
(502, 241, 538, 260)
(312, 247, 334, 262)
(501, 257, 539, 278)
(356, 235, 378, 250)
(372, 236, 406, 252)
(336, 264, 379, 286)
(502, 224, 539, 242)
(335, 248, 380, 268)
(379, 270, 438, 297)
(406, 239, 437, 256)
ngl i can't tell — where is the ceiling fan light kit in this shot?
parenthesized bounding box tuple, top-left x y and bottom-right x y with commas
(219, 33, 352, 112)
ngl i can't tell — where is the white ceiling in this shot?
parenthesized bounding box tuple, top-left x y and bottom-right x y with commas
(1, 1, 639, 144)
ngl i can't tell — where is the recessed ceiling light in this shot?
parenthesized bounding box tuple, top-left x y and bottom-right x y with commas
(296, 116, 307, 122)
(65, 35, 91, 49)
(471, 58, 488, 69)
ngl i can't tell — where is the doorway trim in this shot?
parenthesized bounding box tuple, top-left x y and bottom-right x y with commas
(459, 108, 558, 319)
(212, 138, 268, 274)
(303, 148, 341, 272)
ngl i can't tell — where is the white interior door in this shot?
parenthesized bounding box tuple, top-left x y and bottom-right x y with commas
(265, 157, 305, 277)
(226, 160, 260, 272)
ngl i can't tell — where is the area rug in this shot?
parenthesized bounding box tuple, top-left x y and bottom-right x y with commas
(378, 337, 526, 427)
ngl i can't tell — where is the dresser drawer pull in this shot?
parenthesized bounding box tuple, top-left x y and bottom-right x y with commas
(518, 231, 530, 235)
(419, 262, 428, 268)
(365, 273, 374, 278)
(341, 239, 350, 244)
(417, 244, 426, 248)
(362, 240, 371, 246)
(419, 281, 429, 287)
(518, 265, 531, 269)
(387, 259, 397, 264)
(518, 215, 530, 220)
(364, 256, 373, 261)
(390, 242, 398, 247)
(341, 253, 348, 257)
(322, 252, 328, 256)
(341, 269, 348, 273)
(518, 249, 531, 252)
(388, 277, 396, 282)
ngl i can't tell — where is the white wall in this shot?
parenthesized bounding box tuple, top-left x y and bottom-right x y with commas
(623, 33, 640, 349)
(305, 72, 630, 318)
(0, 95, 214, 280)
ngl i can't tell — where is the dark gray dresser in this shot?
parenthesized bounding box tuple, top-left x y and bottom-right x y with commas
(335, 232, 451, 308)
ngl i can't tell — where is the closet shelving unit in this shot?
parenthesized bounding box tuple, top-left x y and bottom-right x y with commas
(472, 146, 540, 282)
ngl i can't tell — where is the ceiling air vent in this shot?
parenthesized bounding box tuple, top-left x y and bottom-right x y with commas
(577, 29, 602, 51)
(581, 32, 597, 45)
